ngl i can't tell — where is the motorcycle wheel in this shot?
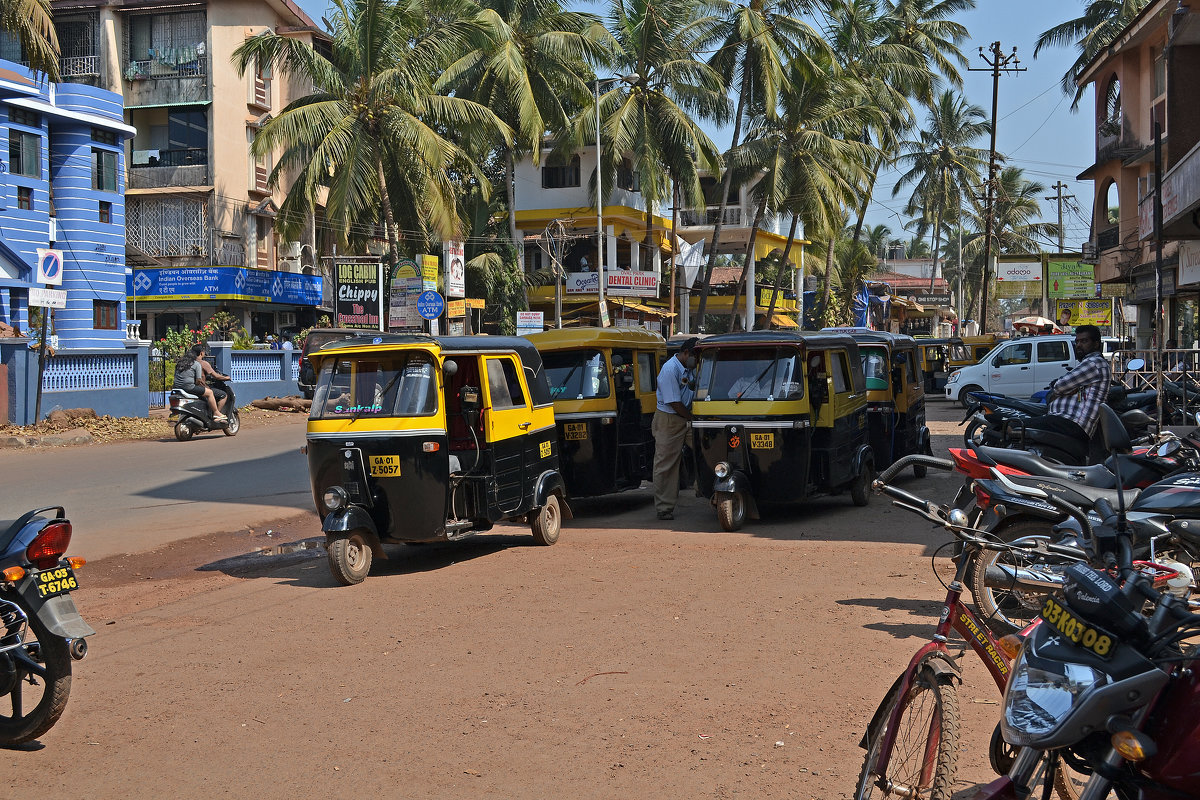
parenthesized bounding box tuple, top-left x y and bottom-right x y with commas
(0, 598, 72, 745)
(174, 421, 194, 442)
(853, 664, 960, 800)
(958, 385, 983, 410)
(963, 418, 988, 449)
(222, 410, 240, 437)
(970, 519, 1068, 635)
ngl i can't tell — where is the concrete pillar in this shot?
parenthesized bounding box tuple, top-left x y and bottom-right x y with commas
(744, 253, 756, 331)
(630, 235, 640, 272)
(0, 337, 36, 424)
(606, 225, 617, 274)
(208, 340, 233, 377)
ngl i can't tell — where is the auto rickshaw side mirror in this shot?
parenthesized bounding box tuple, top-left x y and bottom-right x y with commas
(443, 359, 459, 377)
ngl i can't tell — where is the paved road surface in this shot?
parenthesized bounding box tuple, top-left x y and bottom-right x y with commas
(0, 418, 312, 560)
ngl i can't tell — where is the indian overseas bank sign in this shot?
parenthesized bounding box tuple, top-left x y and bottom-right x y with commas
(126, 267, 323, 305)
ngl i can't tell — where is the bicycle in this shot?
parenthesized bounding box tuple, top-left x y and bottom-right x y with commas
(853, 453, 1079, 800)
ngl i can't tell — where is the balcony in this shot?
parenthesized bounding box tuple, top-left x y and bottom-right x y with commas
(679, 206, 743, 227)
(60, 55, 99, 78)
(128, 148, 210, 189)
(1097, 226, 1121, 252)
(123, 56, 210, 107)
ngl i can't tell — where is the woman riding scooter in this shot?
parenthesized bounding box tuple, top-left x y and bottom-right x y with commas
(174, 344, 229, 422)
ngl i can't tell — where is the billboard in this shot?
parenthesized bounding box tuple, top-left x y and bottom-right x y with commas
(1055, 298, 1114, 327)
(1047, 260, 1094, 299)
(444, 240, 465, 298)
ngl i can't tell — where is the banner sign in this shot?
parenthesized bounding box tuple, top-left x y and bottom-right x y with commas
(1047, 260, 1094, 298)
(29, 287, 67, 308)
(1178, 241, 1200, 287)
(335, 260, 382, 329)
(995, 260, 1042, 282)
(899, 292, 953, 306)
(564, 271, 658, 296)
(446, 299, 465, 317)
(1130, 267, 1176, 302)
(516, 311, 544, 334)
(126, 266, 323, 305)
(994, 281, 1038, 299)
(420, 254, 439, 292)
(1055, 298, 1114, 327)
(389, 260, 422, 329)
(444, 241, 465, 298)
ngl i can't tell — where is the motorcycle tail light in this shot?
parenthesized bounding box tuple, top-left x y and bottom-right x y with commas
(26, 522, 72, 570)
(973, 483, 993, 510)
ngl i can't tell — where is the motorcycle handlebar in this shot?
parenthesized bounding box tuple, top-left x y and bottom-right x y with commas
(876, 454, 955, 484)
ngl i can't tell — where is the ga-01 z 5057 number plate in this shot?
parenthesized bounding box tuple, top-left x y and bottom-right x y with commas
(369, 455, 401, 476)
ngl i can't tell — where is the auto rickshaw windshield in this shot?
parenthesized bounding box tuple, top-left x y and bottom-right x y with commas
(696, 347, 804, 401)
(311, 352, 439, 419)
(543, 349, 610, 400)
(860, 346, 890, 391)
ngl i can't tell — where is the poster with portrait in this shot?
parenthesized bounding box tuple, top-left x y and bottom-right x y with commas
(444, 240, 466, 298)
(1055, 298, 1113, 327)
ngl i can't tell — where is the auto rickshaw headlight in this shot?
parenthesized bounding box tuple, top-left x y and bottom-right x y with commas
(714, 461, 730, 479)
(323, 486, 349, 512)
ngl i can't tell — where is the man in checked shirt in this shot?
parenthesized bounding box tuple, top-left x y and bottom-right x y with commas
(1023, 325, 1110, 450)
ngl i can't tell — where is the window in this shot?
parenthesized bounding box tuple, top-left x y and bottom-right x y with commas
(99, 201, 112, 223)
(831, 352, 851, 393)
(861, 347, 889, 391)
(17, 186, 32, 210)
(311, 354, 438, 418)
(1101, 77, 1121, 136)
(541, 155, 580, 189)
(127, 12, 207, 76)
(543, 349, 609, 399)
(92, 148, 118, 191)
(1037, 340, 1071, 363)
(10, 108, 39, 127)
(616, 158, 639, 192)
(637, 351, 657, 393)
(695, 347, 803, 401)
(9, 129, 40, 177)
(486, 357, 527, 409)
(92, 128, 118, 146)
(996, 343, 1032, 366)
(93, 300, 120, 330)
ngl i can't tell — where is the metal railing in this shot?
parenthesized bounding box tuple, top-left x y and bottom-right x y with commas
(130, 148, 208, 168)
(1111, 348, 1200, 425)
(679, 206, 744, 227)
(1097, 226, 1120, 251)
(61, 55, 99, 76)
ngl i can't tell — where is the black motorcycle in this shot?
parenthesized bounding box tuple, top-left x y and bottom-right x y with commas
(169, 377, 240, 441)
(1, 507, 93, 745)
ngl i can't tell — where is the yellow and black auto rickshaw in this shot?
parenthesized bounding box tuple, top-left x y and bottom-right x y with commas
(947, 334, 999, 371)
(691, 331, 874, 531)
(525, 327, 666, 498)
(914, 337, 952, 393)
(305, 334, 570, 584)
(846, 331, 933, 477)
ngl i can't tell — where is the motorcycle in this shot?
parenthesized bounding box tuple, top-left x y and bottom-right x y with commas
(0, 507, 93, 744)
(169, 377, 240, 441)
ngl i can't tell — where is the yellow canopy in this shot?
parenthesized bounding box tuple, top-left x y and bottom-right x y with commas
(770, 314, 799, 328)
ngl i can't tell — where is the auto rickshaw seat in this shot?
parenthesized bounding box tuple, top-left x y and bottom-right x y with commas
(445, 358, 484, 451)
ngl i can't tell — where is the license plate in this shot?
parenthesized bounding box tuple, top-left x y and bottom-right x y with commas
(35, 566, 78, 599)
(369, 455, 401, 476)
(750, 433, 775, 449)
(564, 422, 588, 440)
(1040, 597, 1115, 658)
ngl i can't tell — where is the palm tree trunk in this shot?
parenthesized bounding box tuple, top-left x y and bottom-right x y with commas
(506, 149, 525, 275)
(765, 214, 800, 326)
(928, 202, 944, 294)
(728, 196, 767, 329)
(821, 236, 835, 326)
(694, 69, 750, 329)
(376, 155, 400, 264)
(849, 152, 884, 249)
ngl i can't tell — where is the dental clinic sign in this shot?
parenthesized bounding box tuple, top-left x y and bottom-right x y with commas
(564, 271, 659, 297)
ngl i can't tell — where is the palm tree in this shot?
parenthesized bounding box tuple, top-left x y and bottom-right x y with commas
(232, 0, 512, 263)
(692, 0, 831, 328)
(0, 0, 58, 80)
(1034, 0, 1150, 107)
(863, 223, 893, 260)
(437, 0, 611, 275)
(962, 166, 1060, 255)
(555, 0, 727, 320)
(882, 0, 975, 89)
(892, 90, 988, 295)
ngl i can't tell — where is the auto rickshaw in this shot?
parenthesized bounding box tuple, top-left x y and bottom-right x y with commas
(525, 327, 666, 498)
(845, 331, 933, 477)
(914, 337, 952, 393)
(305, 334, 570, 584)
(691, 331, 875, 531)
(947, 334, 999, 370)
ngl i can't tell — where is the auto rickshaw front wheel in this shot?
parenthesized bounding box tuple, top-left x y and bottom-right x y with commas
(531, 495, 562, 545)
(716, 491, 746, 532)
(327, 532, 372, 585)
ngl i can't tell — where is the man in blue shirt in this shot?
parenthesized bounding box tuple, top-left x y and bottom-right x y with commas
(652, 338, 698, 520)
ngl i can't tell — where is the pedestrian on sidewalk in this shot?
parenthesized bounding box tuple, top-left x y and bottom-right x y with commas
(652, 338, 697, 520)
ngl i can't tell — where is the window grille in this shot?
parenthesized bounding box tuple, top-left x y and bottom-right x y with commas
(127, 196, 208, 257)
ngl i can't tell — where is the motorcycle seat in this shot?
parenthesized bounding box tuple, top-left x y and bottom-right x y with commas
(1006, 473, 1139, 510)
(171, 388, 201, 399)
(974, 445, 1118, 488)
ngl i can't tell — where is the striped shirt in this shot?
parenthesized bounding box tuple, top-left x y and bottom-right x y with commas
(1048, 351, 1111, 435)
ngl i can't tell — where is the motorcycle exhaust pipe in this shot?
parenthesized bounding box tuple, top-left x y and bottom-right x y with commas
(983, 563, 1067, 591)
(68, 638, 88, 660)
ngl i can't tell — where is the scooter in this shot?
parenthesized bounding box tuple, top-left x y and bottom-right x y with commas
(0, 507, 94, 745)
(169, 378, 240, 441)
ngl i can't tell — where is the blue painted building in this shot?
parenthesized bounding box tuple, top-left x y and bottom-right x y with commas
(0, 58, 133, 349)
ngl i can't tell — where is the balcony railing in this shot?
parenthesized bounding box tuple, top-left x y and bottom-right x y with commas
(124, 55, 207, 81)
(61, 55, 99, 77)
(131, 148, 208, 168)
(679, 206, 744, 227)
(1098, 226, 1120, 252)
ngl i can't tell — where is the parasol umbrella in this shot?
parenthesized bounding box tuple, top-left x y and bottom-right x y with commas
(1012, 316, 1062, 333)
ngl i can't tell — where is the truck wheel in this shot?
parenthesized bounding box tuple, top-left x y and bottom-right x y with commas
(716, 491, 745, 531)
(531, 495, 561, 545)
(174, 421, 193, 442)
(327, 533, 372, 585)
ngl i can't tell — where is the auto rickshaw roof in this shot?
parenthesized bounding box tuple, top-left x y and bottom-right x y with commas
(525, 326, 666, 352)
(839, 330, 920, 351)
(695, 329, 860, 351)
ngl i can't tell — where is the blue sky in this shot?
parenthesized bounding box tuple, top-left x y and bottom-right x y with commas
(292, 0, 1097, 251)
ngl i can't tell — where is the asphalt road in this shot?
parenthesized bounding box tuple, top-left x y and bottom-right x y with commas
(0, 418, 313, 560)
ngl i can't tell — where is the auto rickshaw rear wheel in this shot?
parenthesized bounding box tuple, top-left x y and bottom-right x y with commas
(913, 440, 934, 478)
(716, 491, 745, 532)
(850, 461, 873, 507)
(531, 495, 561, 545)
(327, 532, 372, 585)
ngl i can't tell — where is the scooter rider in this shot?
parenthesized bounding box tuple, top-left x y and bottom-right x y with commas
(174, 344, 229, 422)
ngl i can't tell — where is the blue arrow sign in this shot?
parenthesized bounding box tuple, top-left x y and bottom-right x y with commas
(417, 290, 445, 320)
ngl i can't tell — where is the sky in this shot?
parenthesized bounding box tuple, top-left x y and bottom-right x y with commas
(291, 0, 1098, 252)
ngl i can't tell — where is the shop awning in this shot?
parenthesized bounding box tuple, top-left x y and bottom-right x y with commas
(770, 314, 799, 328)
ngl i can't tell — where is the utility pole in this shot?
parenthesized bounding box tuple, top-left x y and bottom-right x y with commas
(970, 41, 1025, 332)
(1045, 181, 1075, 253)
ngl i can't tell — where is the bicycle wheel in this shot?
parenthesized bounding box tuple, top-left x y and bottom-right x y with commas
(970, 519, 1067, 635)
(854, 665, 960, 800)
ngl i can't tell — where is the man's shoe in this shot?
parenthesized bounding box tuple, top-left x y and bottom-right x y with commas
(213, 413, 228, 422)
(656, 511, 674, 521)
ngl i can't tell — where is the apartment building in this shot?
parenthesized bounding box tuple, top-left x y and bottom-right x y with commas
(513, 148, 803, 333)
(0, 58, 133, 348)
(1076, 0, 1200, 348)
(50, 0, 328, 339)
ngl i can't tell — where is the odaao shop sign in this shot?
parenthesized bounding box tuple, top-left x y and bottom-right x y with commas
(995, 261, 1041, 282)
